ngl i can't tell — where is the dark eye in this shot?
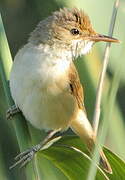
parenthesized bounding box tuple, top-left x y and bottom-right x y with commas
(70, 29, 80, 35)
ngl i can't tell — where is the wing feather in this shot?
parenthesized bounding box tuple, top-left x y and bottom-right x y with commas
(69, 63, 86, 112)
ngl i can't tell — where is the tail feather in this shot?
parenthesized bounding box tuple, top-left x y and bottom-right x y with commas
(70, 109, 112, 174)
(99, 150, 112, 174)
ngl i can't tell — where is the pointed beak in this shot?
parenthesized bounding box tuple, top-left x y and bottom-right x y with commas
(88, 34, 119, 43)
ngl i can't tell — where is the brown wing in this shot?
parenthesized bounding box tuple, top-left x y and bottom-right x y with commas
(69, 62, 86, 112)
(69, 64, 112, 174)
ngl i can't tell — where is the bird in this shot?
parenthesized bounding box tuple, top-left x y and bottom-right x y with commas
(8, 7, 119, 173)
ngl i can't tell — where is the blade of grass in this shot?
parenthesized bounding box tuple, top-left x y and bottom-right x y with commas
(87, 0, 120, 179)
(106, 41, 125, 159)
(0, 147, 8, 180)
(92, 0, 120, 136)
(0, 14, 36, 180)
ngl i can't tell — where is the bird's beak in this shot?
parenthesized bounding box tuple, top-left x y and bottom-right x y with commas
(88, 34, 119, 43)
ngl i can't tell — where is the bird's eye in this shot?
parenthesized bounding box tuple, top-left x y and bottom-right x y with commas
(70, 29, 80, 35)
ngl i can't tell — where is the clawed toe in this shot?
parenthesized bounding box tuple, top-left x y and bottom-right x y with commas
(6, 105, 20, 120)
(6, 109, 13, 120)
(9, 130, 58, 170)
(9, 146, 40, 169)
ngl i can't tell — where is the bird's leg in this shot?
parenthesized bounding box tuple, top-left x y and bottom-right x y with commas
(9, 130, 60, 169)
(6, 104, 21, 120)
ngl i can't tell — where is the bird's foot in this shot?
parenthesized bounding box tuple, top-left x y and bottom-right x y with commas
(6, 104, 20, 120)
(9, 130, 59, 169)
(10, 144, 41, 169)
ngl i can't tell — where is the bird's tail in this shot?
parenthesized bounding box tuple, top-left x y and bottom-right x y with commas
(99, 149, 112, 174)
(70, 109, 112, 174)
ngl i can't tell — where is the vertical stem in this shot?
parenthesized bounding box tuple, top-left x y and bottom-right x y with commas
(87, 1, 120, 180)
(0, 14, 36, 180)
(92, 0, 120, 136)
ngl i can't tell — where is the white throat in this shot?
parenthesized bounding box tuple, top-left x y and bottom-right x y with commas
(71, 40, 94, 58)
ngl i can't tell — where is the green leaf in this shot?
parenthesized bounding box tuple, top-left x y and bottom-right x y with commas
(36, 135, 125, 180)
(33, 136, 108, 180)
(58, 136, 125, 179)
(34, 155, 68, 180)
(40, 146, 108, 180)
(103, 148, 125, 180)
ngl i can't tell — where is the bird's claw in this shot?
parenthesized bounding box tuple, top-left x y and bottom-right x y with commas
(6, 105, 20, 120)
(10, 145, 41, 169)
(9, 130, 58, 169)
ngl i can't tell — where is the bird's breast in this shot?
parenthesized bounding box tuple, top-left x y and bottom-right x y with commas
(10, 44, 77, 130)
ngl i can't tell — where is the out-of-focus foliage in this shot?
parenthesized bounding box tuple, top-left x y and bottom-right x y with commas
(0, 0, 125, 179)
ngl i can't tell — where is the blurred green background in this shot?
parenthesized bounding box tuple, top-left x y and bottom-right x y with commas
(0, 0, 125, 179)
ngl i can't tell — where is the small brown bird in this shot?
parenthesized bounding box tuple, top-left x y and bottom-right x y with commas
(8, 8, 119, 173)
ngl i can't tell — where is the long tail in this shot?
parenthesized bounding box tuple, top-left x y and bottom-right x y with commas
(99, 149, 112, 173)
(70, 109, 112, 174)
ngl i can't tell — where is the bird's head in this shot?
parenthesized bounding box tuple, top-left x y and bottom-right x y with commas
(29, 8, 119, 58)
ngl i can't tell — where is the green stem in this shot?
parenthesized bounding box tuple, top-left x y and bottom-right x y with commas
(0, 14, 36, 180)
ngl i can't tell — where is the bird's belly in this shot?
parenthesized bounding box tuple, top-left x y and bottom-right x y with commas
(21, 89, 76, 131)
(10, 45, 76, 131)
